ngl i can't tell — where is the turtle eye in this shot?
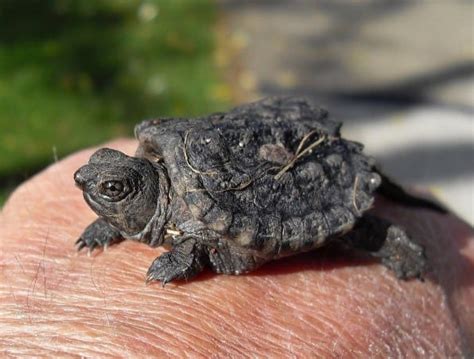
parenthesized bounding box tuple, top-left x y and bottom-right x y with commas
(99, 180, 130, 201)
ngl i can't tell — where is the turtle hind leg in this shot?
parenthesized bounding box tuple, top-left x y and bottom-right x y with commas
(344, 215, 427, 280)
(376, 225, 427, 280)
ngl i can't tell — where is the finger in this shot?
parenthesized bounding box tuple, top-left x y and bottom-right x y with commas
(0, 139, 472, 357)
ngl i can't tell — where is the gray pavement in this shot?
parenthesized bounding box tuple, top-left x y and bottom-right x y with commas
(220, 0, 474, 224)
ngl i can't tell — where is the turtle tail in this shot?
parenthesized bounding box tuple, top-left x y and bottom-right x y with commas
(376, 170, 447, 214)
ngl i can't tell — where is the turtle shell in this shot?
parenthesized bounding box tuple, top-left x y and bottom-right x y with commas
(135, 97, 381, 257)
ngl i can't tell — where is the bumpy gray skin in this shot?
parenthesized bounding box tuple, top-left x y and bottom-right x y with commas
(74, 97, 442, 285)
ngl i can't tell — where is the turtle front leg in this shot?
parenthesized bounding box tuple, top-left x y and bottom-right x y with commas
(146, 237, 206, 285)
(342, 215, 426, 279)
(76, 218, 124, 254)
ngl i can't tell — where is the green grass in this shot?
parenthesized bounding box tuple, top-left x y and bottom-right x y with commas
(0, 0, 228, 204)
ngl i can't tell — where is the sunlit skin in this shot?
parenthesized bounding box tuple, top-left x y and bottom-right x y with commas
(1, 139, 473, 357)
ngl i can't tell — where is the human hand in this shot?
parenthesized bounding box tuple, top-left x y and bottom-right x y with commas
(1, 139, 472, 357)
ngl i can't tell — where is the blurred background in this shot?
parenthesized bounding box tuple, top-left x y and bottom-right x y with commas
(0, 0, 229, 203)
(0, 0, 473, 224)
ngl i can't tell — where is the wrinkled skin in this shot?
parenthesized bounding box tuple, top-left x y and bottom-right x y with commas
(0, 140, 473, 357)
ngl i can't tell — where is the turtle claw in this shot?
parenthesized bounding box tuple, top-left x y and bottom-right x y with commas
(75, 219, 123, 255)
(145, 272, 167, 287)
(75, 236, 100, 255)
(145, 256, 173, 286)
(76, 239, 87, 252)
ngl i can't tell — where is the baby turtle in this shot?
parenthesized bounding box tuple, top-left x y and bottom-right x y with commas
(74, 97, 444, 284)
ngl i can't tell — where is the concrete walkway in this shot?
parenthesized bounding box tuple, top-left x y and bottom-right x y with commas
(220, 0, 474, 224)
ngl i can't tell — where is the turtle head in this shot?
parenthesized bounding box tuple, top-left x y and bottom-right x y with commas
(74, 148, 166, 237)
